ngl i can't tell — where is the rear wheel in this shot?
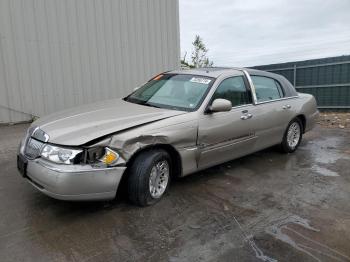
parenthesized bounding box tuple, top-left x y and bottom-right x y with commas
(127, 149, 171, 206)
(280, 118, 303, 153)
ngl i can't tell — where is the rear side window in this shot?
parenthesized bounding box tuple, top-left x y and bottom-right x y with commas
(212, 76, 252, 107)
(251, 76, 284, 102)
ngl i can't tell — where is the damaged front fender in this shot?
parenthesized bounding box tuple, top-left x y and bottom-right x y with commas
(85, 117, 200, 176)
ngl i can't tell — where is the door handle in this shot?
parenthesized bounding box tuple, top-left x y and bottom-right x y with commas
(241, 113, 253, 120)
(282, 104, 291, 110)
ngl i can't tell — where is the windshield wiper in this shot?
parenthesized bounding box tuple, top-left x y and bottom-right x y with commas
(125, 97, 163, 109)
(124, 97, 160, 107)
(143, 102, 161, 108)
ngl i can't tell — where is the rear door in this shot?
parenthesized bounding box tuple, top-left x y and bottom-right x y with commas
(249, 75, 296, 150)
(197, 75, 258, 169)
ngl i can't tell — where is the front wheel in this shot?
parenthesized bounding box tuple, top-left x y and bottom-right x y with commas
(127, 149, 171, 206)
(280, 118, 303, 153)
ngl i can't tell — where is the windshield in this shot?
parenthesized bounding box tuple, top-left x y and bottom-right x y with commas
(125, 74, 214, 111)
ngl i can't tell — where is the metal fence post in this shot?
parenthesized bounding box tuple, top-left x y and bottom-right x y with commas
(293, 64, 297, 87)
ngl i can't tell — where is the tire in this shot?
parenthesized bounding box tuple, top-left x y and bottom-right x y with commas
(280, 118, 303, 153)
(127, 149, 171, 206)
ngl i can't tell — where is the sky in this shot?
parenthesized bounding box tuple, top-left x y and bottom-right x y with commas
(179, 0, 350, 67)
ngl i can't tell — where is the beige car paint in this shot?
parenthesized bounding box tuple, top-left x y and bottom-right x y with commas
(22, 68, 318, 200)
(34, 98, 186, 146)
(82, 69, 318, 177)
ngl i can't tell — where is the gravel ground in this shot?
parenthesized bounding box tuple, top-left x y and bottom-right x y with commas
(318, 112, 350, 129)
(0, 124, 350, 262)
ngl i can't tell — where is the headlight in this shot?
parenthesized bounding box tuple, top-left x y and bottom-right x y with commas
(41, 145, 83, 164)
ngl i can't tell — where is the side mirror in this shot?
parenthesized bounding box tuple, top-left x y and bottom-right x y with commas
(209, 99, 232, 113)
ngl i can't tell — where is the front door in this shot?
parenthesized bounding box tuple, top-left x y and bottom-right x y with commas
(197, 75, 258, 169)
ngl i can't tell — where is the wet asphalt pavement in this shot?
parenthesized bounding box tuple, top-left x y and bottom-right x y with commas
(0, 124, 350, 262)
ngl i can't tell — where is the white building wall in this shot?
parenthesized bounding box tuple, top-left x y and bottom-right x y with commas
(0, 0, 180, 123)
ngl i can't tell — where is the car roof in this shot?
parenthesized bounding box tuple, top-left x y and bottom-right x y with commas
(168, 67, 298, 97)
(169, 67, 241, 78)
(168, 67, 282, 79)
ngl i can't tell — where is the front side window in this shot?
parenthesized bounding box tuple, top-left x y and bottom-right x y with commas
(125, 74, 214, 111)
(211, 76, 252, 107)
(251, 76, 284, 102)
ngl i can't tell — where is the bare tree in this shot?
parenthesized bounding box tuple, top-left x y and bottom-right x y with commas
(180, 51, 194, 69)
(191, 35, 213, 68)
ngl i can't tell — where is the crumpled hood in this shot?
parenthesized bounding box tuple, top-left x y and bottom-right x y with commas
(33, 99, 185, 146)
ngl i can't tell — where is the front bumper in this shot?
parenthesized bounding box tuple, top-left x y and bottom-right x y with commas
(18, 154, 126, 201)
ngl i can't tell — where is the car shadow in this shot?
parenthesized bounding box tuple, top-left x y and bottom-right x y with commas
(33, 131, 316, 219)
(37, 144, 295, 214)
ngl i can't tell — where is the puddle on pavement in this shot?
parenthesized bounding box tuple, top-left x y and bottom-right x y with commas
(266, 215, 350, 262)
(311, 165, 339, 177)
(309, 137, 350, 165)
(307, 136, 349, 178)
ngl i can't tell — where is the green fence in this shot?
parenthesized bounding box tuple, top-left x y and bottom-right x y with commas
(253, 55, 350, 110)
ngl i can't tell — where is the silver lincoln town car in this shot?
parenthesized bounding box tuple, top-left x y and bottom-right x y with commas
(17, 68, 319, 206)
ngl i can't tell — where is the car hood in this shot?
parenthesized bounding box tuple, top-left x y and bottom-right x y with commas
(33, 99, 186, 146)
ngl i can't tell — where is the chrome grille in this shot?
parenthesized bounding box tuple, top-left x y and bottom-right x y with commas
(24, 138, 44, 159)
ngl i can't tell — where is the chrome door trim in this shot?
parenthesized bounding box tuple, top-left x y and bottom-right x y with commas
(254, 96, 300, 105)
(242, 69, 258, 104)
(199, 133, 257, 152)
(240, 113, 253, 120)
(231, 104, 253, 110)
(241, 69, 300, 105)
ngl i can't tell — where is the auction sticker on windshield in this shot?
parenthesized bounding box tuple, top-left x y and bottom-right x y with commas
(190, 77, 212, 85)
